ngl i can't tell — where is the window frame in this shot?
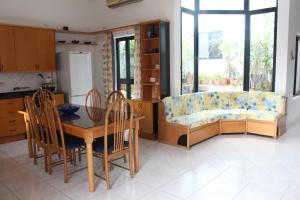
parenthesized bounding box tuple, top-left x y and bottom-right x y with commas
(293, 35, 300, 96)
(115, 36, 135, 99)
(180, 0, 278, 94)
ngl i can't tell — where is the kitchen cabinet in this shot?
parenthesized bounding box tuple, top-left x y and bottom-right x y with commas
(0, 25, 16, 72)
(0, 94, 64, 144)
(131, 99, 158, 140)
(14, 26, 55, 72)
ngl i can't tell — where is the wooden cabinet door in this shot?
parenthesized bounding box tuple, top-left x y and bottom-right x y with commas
(0, 25, 16, 72)
(36, 29, 55, 71)
(14, 27, 37, 71)
(132, 100, 153, 133)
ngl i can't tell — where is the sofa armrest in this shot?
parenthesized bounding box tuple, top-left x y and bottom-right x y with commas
(158, 101, 166, 123)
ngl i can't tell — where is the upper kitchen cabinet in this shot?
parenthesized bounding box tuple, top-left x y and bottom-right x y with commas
(0, 25, 16, 72)
(36, 29, 55, 71)
(14, 26, 55, 72)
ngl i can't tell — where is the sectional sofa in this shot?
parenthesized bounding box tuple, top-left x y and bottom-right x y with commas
(158, 91, 287, 148)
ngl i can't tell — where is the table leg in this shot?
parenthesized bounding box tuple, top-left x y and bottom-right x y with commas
(24, 113, 33, 158)
(84, 132, 95, 192)
(134, 121, 139, 173)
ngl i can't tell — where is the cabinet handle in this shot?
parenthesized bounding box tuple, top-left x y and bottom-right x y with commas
(9, 120, 16, 123)
(9, 129, 17, 132)
(8, 102, 15, 105)
(8, 111, 15, 114)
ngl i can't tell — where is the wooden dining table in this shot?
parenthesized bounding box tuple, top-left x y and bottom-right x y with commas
(19, 104, 144, 192)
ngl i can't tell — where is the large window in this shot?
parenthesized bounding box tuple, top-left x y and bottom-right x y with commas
(181, 0, 277, 94)
(116, 36, 135, 99)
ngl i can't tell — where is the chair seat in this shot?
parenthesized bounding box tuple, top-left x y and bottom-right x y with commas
(93, 135, 128, 154)
(60, 133, 85, 150)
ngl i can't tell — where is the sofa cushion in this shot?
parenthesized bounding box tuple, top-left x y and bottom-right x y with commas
(167, 111, 220, 129)
(163, 95, 188, 120)
(229, 92, 248, 109)
(204, 92, 230, 110)
(247, 110, 279, 121)
(185, 92, 205, 115)
(210, 109, 247, 120)
(248, 91, 285, 114)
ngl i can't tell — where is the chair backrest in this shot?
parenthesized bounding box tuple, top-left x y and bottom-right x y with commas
(85, 89, 102, 109)
(42, 99, 66, 155)
(106, 90, 125, 109)
(24, 96, 44, 146)
(32, 89, 55, 107)
(104, 99, 133, 154)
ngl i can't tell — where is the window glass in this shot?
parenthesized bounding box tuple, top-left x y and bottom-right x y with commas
(250, 13, 275, 91)
(200, 0, 244, 10)
(130, 39, 135, 79)
(250, 0, 276, 10)
(118, 41, 126, 79)
(198, 15, 244, 92)
(181, 0, 195, 10)
(294, 37, 300, 96)
(182, 12, 195, 94)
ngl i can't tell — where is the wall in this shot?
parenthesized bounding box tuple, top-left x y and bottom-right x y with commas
(282, 0, 300, 127)
(0, 72, 54, 93)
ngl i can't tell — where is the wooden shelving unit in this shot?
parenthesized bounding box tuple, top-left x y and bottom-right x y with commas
(140, 20, 170, 100)
(131, 20, 170, 140)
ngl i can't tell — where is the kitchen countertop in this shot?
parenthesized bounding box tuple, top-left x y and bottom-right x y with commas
(0, 90, 64, 100)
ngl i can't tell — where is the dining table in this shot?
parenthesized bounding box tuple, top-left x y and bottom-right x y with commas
(19, 104, 144, 192)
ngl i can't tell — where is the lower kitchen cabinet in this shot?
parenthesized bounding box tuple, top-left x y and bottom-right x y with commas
(131, 99, 158, 140)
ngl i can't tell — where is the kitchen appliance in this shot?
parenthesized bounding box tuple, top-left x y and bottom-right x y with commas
(57, 52, 93, 106)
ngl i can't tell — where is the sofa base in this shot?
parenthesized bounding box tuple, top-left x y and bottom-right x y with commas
(158, 119, 284, 148)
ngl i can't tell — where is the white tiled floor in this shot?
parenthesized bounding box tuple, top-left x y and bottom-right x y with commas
(1, 124, 300, 200)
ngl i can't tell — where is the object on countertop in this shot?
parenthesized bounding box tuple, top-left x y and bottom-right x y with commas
(72, 40, 80, 44)
(59, 104, 80, 114)
(63, 26, 69, 31)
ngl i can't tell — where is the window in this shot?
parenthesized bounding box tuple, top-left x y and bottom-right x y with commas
(116, 36, 135, 99)
(294, 36, 300, 96)
(181, 0, 277, 94)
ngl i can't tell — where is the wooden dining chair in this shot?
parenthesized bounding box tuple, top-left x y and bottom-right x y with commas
(42, 99, 86, 183)
(24, 96, 48, 172)
(93, 99, 133, 189)
(32, 89, 55, 107)
(85, 89, 101, 108)
(105, 90, 125, 109)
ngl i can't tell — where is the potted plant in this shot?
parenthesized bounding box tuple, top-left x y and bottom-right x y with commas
(212, 73, 222, 85)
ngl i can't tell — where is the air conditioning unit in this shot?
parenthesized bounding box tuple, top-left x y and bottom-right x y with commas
(106, 0, 142, 8)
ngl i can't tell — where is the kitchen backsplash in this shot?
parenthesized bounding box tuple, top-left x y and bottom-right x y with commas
(0, 72, 56, 93)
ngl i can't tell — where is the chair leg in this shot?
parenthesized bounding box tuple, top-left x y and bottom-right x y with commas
(73, 149, 77, 166)
(63, 154, 68, 183)
(44, 147, 48, 172)
(128, 151, 133, 178)
(33, 143, 37, 165)
(123, 154, 127, 163)
(102, 158, 105, 171)
(47, 149, 52, 175)
(105, 156, 110, 190)
(78, 148, 81, 162)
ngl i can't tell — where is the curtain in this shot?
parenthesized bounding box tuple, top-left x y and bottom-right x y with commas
(102, 32, 113, 99)
(132, 26, 142, 99)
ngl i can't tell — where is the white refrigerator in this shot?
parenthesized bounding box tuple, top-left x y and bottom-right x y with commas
(57, 52, 93, 105)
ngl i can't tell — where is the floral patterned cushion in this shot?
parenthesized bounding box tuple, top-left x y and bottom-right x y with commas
(209, 109, 247, 120)
(247, 110, 279, 121)
(185, 92, 205, 115)
(204, 92, 230, 110)
(167, 111, 220, 128)
(248, 91, 285, 114)
(163, 95, 188, 121)
(229, 92, 248, 109)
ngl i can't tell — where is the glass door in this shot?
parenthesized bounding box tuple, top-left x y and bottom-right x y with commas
(116, 36, 135, 99)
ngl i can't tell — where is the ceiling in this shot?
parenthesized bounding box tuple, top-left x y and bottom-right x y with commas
(0, 0, 173, 32)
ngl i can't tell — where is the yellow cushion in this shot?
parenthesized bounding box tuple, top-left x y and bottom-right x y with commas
(168, 111, 220, 128)
(247, 110, 279, 121)
(185, 92, 205, 114)
(204, 92, 230, 110)
(229, 92, 248, 109)
(163, 95, 187, 121)
(248, 91, 285, 114)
